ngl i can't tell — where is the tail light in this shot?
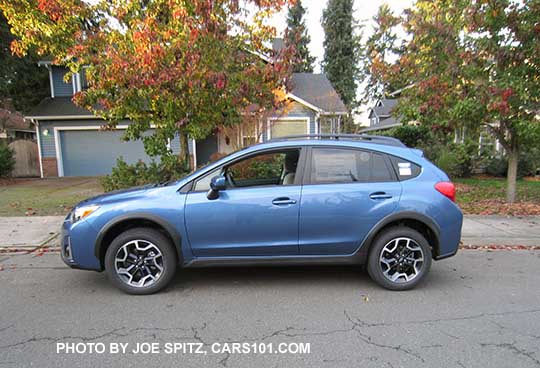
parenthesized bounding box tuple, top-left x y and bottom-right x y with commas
(435, 181, 456, 202)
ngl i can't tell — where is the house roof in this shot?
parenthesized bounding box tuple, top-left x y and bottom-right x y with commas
(0, 108, 34, 131)
(26, 97, 93, 119)
(26, 74, 347, 119)
(371, 98, 398, 117)
(289, 73, 347, 114)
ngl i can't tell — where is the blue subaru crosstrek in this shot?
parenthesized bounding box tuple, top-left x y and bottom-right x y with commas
(61, 134, 463, 294)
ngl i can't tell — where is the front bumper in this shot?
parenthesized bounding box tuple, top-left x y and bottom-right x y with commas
(60, 216, 102, 271)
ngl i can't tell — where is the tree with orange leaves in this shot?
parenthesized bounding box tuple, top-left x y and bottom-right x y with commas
(0, 0, 295, 169)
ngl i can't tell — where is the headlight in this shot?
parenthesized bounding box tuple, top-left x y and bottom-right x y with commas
(72, 205, 100, 223)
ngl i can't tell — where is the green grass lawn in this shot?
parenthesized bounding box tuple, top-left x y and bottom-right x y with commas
(0, 177, 103, 216)
(455, 177, 540, 215)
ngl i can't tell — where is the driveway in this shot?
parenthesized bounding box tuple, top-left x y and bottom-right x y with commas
(0, 250, 539, 367)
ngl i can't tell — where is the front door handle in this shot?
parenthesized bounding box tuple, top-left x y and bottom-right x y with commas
(369, 192, 393, 200)
(272, 197, 297, 206)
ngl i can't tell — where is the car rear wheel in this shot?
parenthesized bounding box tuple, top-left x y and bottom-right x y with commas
(105, 228, 177, 295)
(367, 227, 432, 291)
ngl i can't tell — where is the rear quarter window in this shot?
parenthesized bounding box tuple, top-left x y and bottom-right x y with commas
(389, 156, 421, 180)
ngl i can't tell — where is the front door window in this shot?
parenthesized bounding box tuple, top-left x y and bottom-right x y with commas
(226, 149, 300, 188)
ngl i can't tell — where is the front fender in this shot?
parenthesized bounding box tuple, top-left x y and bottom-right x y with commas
(94, 212, 184, 265)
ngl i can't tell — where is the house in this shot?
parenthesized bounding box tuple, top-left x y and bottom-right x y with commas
(362, 93, 503, 157)
(362, 98, 400, 132)
(0, 107, 36, 141)
(26, 47, 347, 177)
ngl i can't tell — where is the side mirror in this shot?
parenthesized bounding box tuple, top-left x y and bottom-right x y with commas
(207, 175, 227, 200)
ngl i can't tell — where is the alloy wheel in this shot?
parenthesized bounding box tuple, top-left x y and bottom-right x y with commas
(114, 240, 164, 288)
(379, 237, 425, 283)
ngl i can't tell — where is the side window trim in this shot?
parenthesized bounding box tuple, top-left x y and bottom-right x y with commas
(382, 153, 399, 182)
(304, 146, 397, 185)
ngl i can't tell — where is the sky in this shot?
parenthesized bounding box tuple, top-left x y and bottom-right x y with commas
(270, 0, 414, 124)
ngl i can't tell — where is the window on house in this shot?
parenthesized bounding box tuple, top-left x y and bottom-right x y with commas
(80, 70, 89, 90)
(319, 117, 340, 134)
(269, 119, 307, 138)
(309, 148, 394, 184)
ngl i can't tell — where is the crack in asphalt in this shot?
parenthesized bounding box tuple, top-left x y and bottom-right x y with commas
(343, 310, 425, 362)
(0, 324, 14, 334)
(480, 341, 540, 366)
(2, 307, 540, 366)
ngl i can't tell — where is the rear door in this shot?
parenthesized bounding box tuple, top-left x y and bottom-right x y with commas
(299, 147, 402, 255)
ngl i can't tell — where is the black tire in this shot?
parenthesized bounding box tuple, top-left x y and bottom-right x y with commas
(104, 228, 177, 295)
(367, 227, 432, 291)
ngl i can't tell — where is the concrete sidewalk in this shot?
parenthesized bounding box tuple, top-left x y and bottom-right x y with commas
(0, 215, 539, 249)
(0, 216, 63, 248)
(462, 215, 540, 246)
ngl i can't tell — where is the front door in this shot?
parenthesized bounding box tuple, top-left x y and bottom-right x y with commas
(185, 148, 304, 257)
(299, 147, 402, 255)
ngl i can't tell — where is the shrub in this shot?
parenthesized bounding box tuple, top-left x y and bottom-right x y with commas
(434, 143, 476, 178)
(485, 156, 507, 177)
(0, 143, 15, 177)
(100, 156, 190, 192)
(376, 125, 432, 148)
(485, 148, 540, 178)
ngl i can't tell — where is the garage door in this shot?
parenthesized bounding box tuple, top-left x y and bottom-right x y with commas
(59, 129, 153, 176)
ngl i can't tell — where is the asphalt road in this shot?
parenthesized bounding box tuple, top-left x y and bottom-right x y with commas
(1, 250, 540, 368)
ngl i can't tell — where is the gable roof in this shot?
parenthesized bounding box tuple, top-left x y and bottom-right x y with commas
(289, 73, 347, 114)
(371, 98, 398, 117)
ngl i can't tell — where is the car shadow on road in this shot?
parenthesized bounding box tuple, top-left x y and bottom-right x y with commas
(69, 262, 458, 296)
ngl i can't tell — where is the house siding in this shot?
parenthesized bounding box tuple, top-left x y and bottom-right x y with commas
(51, 66, 73, 97)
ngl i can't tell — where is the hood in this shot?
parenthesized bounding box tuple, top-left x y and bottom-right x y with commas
(78, 184, 157, 206)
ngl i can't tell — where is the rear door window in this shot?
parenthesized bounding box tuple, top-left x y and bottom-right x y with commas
(309, 148, 394, 184)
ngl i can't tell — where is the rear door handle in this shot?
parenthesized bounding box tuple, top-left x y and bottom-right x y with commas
(369, 192, 393, 200)
(272, 197, 297, 206)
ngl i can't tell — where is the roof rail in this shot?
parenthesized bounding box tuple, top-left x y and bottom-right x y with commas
(268, 134, 406, 147)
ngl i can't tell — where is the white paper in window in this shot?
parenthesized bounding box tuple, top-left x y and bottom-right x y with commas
(398, 162, 412, 176)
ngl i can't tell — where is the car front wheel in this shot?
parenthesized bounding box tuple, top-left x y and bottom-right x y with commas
(105, 228, 177, 295)
(367, 227, 432, 291)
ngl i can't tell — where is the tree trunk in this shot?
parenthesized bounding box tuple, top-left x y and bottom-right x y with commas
(506, 148, 518, 203)
(179, 132, 191, 171)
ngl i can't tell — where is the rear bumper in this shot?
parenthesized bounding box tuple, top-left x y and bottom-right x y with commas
(434, 207, 463, 260)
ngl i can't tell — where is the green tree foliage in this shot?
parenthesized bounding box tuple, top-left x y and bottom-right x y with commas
(363, 0, 540, 203)
(0, 0, 295, 169)
(0, 13, 48, 113)
(0, 142, 14, 177)
(358, 4, 405, 104)
(321, 0, 362, 109)
(284, 0, 315, 73)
